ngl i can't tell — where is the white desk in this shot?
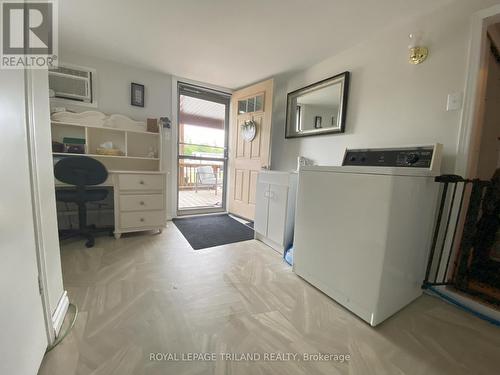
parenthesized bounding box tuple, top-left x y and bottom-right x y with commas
(55, 170, 167, 239)
(51, 112, 167, 239)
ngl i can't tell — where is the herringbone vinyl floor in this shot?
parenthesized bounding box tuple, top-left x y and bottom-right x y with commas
(39, 222, 500, 375)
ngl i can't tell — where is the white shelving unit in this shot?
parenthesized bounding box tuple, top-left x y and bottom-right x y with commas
(51, 120, 162, 171)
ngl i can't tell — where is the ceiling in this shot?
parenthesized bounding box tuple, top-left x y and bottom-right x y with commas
(59, 0, 447, 89)
(179, 95, 225, 129)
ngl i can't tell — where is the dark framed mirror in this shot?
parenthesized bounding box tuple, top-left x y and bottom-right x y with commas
(285, 71, 350, 138)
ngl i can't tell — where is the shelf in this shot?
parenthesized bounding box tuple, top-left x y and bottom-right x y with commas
(52, 152, 160, 161)
(51, 121, 160, 136)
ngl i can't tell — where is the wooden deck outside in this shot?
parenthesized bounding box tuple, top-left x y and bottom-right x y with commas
(178, 187, 223, 209)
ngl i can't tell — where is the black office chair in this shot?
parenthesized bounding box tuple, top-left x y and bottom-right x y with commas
(54, 156, 111, 248)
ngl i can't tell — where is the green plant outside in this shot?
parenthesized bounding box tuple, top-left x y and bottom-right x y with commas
(182, 144, 224, 156)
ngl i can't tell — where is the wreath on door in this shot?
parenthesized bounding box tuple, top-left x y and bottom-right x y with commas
(240, 120, 257, 142)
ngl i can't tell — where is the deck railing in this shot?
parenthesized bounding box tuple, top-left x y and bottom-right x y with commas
(178, 161, 223, 190)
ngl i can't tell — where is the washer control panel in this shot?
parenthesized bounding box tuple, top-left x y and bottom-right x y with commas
(342, 146, 435, 168)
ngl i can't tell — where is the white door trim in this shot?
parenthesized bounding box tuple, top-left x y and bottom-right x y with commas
(26, 68, 71, 341)
(456, 4, 500, 176)
(24, 68, 57, 344)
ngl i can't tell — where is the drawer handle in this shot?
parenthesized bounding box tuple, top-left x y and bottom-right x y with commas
(140, 201, 145, 205)
(139, 180, 145, 185)
(140, 218, 145, 222)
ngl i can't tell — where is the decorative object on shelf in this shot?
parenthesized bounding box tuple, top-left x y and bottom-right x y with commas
(147, 146, 157, 158)
(286, 72, 350, 138)
(408, 32, 428, 65)
(240, 119, 257, 142)
(159, 117, 171, 129)
(52, 141, 64, 153)
(131, 82, 145, 107)
(63, 137, 85, 154)
(96, 141, 124, 156)
(96, 147, 124, 156)
(147, 118, 159, 133)
(314, 116, 322, 129)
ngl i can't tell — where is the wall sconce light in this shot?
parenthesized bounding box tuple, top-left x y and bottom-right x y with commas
(408, 32, 428, 65)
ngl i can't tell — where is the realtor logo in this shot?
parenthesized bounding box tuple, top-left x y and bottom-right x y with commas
(1, 0, 58, 68)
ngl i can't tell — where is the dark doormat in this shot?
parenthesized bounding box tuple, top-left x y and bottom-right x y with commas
(173, 214, 254, 250)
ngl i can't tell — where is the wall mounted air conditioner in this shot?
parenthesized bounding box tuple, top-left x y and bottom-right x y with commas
(49, 64, 95, 104)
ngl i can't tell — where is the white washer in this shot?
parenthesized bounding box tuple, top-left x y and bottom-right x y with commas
(293, 144, 442, 326)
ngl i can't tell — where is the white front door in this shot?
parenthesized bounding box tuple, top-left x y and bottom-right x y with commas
(0, 69, 48, 375)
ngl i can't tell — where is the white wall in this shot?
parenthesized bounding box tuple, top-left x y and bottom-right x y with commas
(271, 0, 500, 174)
(0, 69, 49, 375)
(53, 51, 175, 216)
(55, 51, 173, 120)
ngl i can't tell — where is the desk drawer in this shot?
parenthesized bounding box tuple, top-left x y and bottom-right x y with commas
(118, 174, 164, 191)
(120, 210, 165, 229)
(120, 194, 164, 211)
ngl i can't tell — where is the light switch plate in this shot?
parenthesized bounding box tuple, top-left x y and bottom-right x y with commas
(446, 92, 463, 111)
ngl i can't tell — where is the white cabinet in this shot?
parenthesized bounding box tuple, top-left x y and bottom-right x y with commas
(113, 171, 166, 238)
(254, 171, 298, 254)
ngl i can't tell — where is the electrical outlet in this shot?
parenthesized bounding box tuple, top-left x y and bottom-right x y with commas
(446, 92, 463, 111)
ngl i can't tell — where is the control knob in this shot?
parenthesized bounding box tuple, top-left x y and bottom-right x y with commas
(406, 153, 419, 164)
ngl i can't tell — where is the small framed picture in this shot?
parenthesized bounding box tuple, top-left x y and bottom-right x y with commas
(314, 116, 322, 129)
(131, 83, 145, 107)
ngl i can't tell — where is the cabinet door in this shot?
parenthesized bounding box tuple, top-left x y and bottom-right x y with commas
(267, 184, 288, 244)
(254, 181, 269, 235)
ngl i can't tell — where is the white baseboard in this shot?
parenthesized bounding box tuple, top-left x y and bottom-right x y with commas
(52, 291, 69, 336)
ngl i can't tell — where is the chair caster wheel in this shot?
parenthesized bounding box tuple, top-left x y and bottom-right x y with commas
(85, 239, 95, 248)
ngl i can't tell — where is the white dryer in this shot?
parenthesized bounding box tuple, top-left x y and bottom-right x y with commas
(293, 144, 442, 326)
